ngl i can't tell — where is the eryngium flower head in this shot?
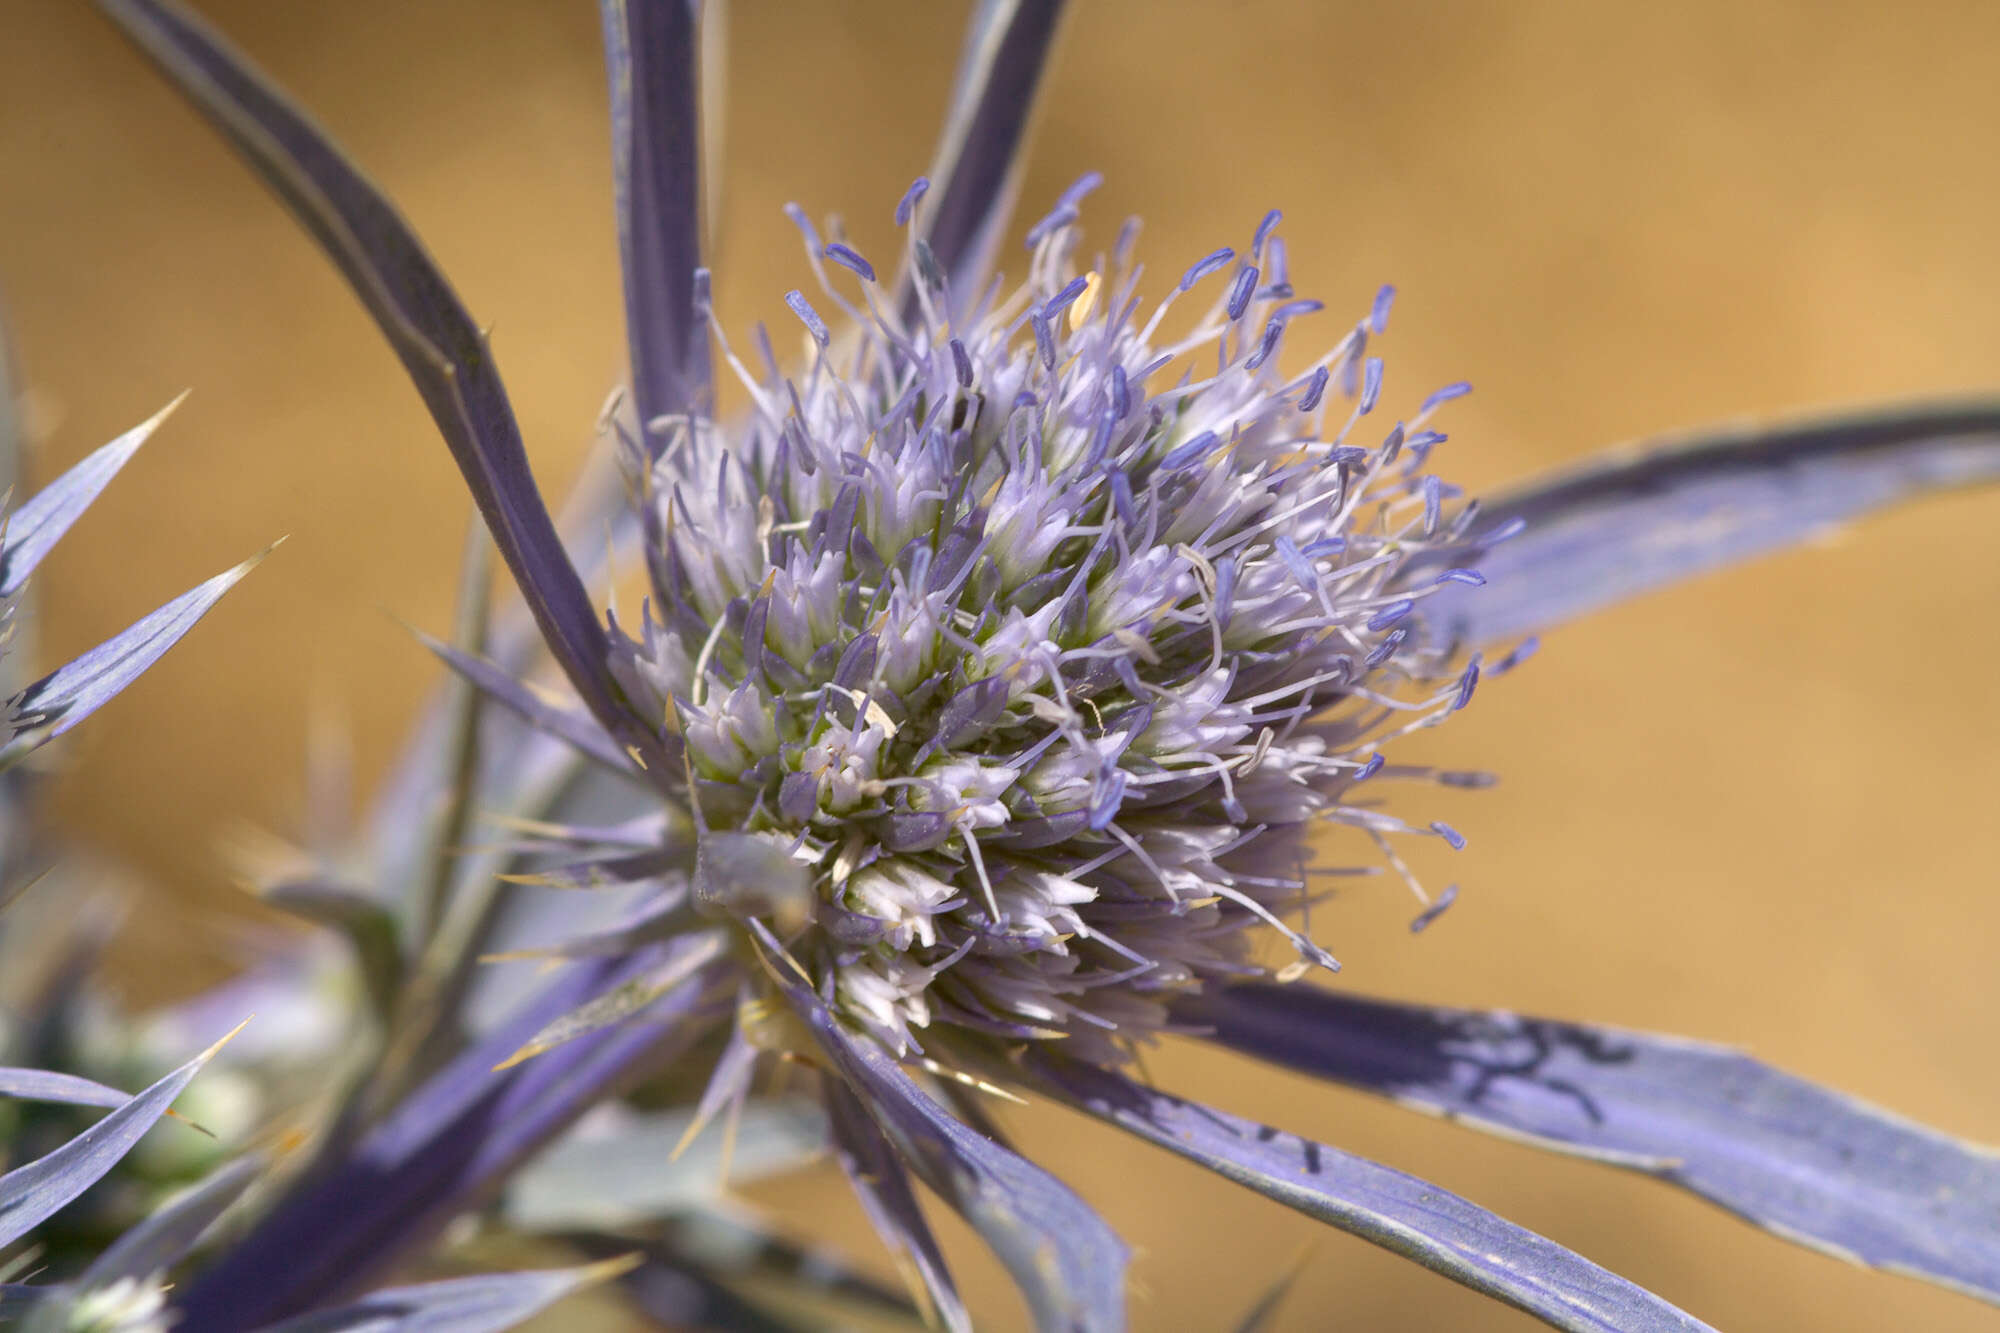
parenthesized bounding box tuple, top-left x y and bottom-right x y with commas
(607, 181, 1509, 1065)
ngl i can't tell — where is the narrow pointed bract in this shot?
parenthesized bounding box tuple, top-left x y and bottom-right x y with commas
(601, 0, 713, 441)
(825, 1077, 970, 1333)
(418, 631, 633, 775)
(1184, 982, 2000, 1305)
(762, 923, 1127, 1332)
(0, 1025, 240, 1250)
(80, 1154, 264, 1289)
(0, 395, 182, 598)
(1412, 401, 2000, 649)
(910, 0, 1067, 311)
(0, 400, 255, 773)
(1, 550, 264, 770)
(1020, 1048, 1714, 1333)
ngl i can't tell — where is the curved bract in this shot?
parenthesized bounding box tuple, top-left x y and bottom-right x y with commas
(1184, 982, 2000, 1305)
(1410, 401, 2000, 650)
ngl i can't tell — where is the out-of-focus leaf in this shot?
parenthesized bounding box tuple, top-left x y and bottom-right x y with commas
(14, 1275, 172, 1333)
(369, 444, 645, 1071)
(565, 1213, 929, 1333)
(0, 1023, 241, 1250)
(0, 397, 182, 598)
(1185, 981, 2000, 1307)
(254, 1255, 639, 1333)
(81, 1153, 263, 1287)
(1021, 1047, 1713, 1333)
(99, 0, 672, 780)
(262, 878, 402, 1024)
(0, 891, 120, 1062)
(173, 952, 725, 1328)
(604, 1251, 794, 1333)
(502, 1097, 825, 1231)
(1411, 401, 2000, 649)
(754, 922, 1126, 1332)
(0, 549, 266, 770)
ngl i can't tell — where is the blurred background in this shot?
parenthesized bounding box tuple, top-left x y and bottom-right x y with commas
(6, 1, 2000, 1328)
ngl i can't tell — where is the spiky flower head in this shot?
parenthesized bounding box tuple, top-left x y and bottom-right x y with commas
(607, 177, 1512, 1065)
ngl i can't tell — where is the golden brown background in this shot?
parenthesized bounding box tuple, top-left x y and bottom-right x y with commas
(6, 2, 2000, 1329)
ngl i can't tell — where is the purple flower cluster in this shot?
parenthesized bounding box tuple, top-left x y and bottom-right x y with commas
(609, 183, 1506, 1064)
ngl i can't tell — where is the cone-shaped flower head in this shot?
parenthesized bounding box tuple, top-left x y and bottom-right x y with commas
(610, 184, 1498, 1064)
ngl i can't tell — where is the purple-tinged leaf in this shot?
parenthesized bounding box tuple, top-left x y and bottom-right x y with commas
(255, 1255, 640, 1333)
(599, 0, 712, 443)
(82, 1153, 263, 1287)
(174, 952, 727, 1327)
(753, 922, 1127, 1332)
(0, 1023, 241, 1250)
(0, 1066, 130, 1111)
(911, 0, 1068, 312)
(1019, 1048, 1712, 1333)
(99, 0, 669, 778)
(1410, 401, 2000, 649)
(825, 1076, 969, 1333)
(0, 396, 181, 597)
(1184, 982, 2000, 1308)
(0, 549, 262, 770)
(418, 632, 634, 776)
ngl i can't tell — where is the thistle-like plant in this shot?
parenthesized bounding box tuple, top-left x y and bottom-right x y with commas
(4, 2, 1997, 1330)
